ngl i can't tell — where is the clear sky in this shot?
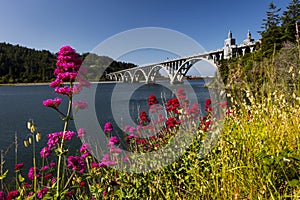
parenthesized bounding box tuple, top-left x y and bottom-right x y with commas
(0, 0, 289, 65)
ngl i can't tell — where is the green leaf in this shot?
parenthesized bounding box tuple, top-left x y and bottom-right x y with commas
(288, 179, 300, 187)
(54, 148, 68, 156)
(0, 170, 8, 180)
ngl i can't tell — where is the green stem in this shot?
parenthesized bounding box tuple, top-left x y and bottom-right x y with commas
(33, 134, 37, 199)
(56, 83, 73, 198)
(14, 132, 18, 189)
(41, 158, 45, 186)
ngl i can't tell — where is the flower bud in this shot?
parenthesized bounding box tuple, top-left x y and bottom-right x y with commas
(30, 125, 36, 133)
(28, 137, 32, 144)
(24, 140, 29, 147)
(36, 133, 41, 142)
(27, 121, 32, 130)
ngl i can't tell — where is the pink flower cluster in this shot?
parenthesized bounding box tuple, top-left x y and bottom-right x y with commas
(47, 131, 75, 148)
(49, 45, 86, 96)
(37, 188, 48, 199)
(43, 97, 62, 108)
(28, 167, 41, 181)
(67, 156, 86, 173)
(40, 147, 52, 158)
(104, 122, 113, 133)
(73, 100, 88, 110)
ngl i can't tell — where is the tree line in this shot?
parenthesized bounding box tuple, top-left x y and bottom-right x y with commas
(0, 43, 136, 84)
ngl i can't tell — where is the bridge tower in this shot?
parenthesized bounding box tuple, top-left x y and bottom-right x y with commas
(224, 30, 236, 59)
(243, 30, 254, 45)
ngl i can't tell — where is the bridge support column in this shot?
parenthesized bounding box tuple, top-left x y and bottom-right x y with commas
(242, 48, 246, 56)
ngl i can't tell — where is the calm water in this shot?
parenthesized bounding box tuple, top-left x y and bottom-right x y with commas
(0, 80, 210, 180)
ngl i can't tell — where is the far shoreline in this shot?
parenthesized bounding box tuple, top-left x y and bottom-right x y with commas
(0, 81, 122, 87)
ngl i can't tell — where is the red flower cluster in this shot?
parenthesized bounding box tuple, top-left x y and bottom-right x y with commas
(7, 190, 19, 200)
(205, 98, 212, 112)
(166, 98, 180, 113)
(148, 94, 158, 106)
(138, 110, 150, 125)
(166, 117, 180, 129)
(177, 87, 186, 100)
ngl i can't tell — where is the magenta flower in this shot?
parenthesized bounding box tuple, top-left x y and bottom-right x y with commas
(123, 156, 129, 163)
(28, 167, 41, 181)
(77, 128, 86, 138)
(43, 173, 52, 180)
(72, 84, 82, 94)
(91, 162, 99, 168)
(73, 100, 88, 110)
(110, 146, 121, 154)
(43, 97, 62, 108)
(104, 122, 113, 133)
(0, 191, 6, 200)
(49, 78, 62, 88)
(124, 125, 131, 132)
(49, 162, 56, 167)
(47, 132, 62, 148)
(40, 147, 51, 158)
(40, 165, 49, 171)
(100, 154, 115, 166)
(81, 152, 91, 159)
(54, 86, 73, 96)
(7, 190, 19, 200)
(63, 131, 75, 140)
(80, 143, 91, 153)
(37, 187, 48, 199)
(109, 136, 119, 145)
(126, 134, 134, 139)
(65, 191, 73, 197)
(15, 163, 24, 171)
(67, 156, 86, 173)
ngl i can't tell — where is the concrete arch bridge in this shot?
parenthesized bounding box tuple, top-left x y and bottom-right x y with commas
(106, 31, 256, 84)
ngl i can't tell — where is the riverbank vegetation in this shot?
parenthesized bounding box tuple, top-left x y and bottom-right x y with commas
(0, 1, 299, 199)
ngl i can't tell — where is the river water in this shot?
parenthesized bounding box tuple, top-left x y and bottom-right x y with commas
(0, 80, 210, 180)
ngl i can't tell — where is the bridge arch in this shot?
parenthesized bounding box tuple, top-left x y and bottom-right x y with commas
(133, 69, 147, 83)
(123, 71, 133, 82)
(147, 65, 168, 83)
(171, 57, 216, 84)
(116, 73, 123, 82)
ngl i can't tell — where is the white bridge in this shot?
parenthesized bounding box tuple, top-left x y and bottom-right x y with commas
(106, 31, 257, 84)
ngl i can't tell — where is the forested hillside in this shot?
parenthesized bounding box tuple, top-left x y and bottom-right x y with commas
(0, 43, 136, 84)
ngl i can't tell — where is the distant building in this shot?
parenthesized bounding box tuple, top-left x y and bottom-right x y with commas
(243, 30, 254, 45)
(224, 30, 236, 59)
(223, 30, 255, 59)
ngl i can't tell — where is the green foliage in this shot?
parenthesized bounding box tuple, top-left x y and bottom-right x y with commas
(0, 43, 57, 83)
(0, 43, 137, 84)
(281, 0, 300, 43)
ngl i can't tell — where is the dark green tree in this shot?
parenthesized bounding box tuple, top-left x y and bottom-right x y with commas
(259, 2, 283, 57)
(281, 0, 300, 43)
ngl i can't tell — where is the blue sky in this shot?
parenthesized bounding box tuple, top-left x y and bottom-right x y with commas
(0, 0, 289, 65)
